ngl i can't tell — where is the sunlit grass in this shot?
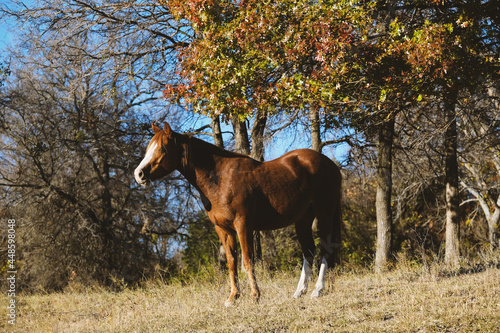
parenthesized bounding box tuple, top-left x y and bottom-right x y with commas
(2, 258, 500, 332)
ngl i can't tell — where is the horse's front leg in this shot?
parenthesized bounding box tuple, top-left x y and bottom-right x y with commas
(215, 225, 240, 306)
(236, 223, 260, 302)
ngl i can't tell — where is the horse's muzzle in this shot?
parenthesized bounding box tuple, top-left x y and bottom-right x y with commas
(134, 168, 149, 187)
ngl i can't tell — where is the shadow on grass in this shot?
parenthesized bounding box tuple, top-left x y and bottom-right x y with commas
(439, 259, 500, 278)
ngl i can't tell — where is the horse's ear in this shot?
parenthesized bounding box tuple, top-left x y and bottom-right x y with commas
(152, 123, 161, 134)
(164, 122, 173, 136)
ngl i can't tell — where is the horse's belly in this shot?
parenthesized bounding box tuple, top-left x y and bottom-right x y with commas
(253, 216, 296, 230)
(252, 196, 311, 230)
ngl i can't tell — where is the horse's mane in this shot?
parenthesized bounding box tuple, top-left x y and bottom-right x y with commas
(179, 133, 254, 160)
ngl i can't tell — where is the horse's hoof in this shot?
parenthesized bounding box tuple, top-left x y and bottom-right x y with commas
(311, 288, 323, 298)
(225, 293, 240, 307)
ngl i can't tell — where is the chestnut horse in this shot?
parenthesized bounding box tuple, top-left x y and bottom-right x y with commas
(135, 123, 342, 306)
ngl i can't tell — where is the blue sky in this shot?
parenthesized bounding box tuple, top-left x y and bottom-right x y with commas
(0, 5, 15, 61)
(0, 28, 10, 49)
(0, 0, 14, 45)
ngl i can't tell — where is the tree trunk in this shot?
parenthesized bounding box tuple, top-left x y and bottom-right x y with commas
(309, 107, 321, 232)
(489, 210, 500, 251)
(460, 174, 499, 252)
(374, 2, 397, 272)
(488, 86, 500, 250)
(375, 115, 395, 273)
(310, 107, 321, 152)
(444, 93, 460, 267)
(231, 116, 251, 155)
(250, 110, 267, 261)
(374, 3, 397, 272)
(250, 110, 267, 162)
(211, 115, 224, 148)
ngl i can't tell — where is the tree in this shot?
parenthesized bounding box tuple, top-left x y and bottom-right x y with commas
(163, 0, 371, 118)
(377, 0, 500, 266)
(444, 89, 460, 266)
(374, 115, 396, 271)
(0, 61, 9, 84)
(369, 0, 400, 272)
(1, 0, 190, 109)
(459, 90, 500, 251)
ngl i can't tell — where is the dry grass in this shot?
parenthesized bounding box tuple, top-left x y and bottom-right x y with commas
(2, 262, 500, 332)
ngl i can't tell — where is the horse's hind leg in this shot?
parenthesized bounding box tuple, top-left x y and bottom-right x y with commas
(293, 207, 315, 298)
(311, 257, 328, 297)
(312, 195, 341, 297)
(310, 215, 331, 298)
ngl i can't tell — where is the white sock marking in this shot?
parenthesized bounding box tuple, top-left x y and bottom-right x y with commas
(311, 257, 328, 298)
(293, 257, 312, 298)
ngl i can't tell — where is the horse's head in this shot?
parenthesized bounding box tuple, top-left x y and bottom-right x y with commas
(134, 122, 180, 186)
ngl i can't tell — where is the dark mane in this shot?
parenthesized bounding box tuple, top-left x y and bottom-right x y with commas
(176, 133, 258, 181)
(179, 133, 254, 160)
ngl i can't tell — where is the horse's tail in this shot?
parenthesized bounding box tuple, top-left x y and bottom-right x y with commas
(329, 179, 342, 268)
(316, 158, 342, 269)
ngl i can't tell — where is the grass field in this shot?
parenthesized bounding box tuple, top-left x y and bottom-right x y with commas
(2, 261, 500, 332)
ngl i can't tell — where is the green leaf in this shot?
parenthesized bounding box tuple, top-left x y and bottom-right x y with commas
(379, 90, 387, 102)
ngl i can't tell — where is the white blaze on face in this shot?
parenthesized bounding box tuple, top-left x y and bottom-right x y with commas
(134, 142, 158, 184)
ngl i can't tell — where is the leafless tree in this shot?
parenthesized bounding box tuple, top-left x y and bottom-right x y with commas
(0, 1, 199, 289)
(459, 86, 500, 251)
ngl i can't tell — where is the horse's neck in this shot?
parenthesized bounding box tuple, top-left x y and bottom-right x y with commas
(176, 135, 231, 191)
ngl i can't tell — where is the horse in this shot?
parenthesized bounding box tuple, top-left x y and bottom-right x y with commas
(135, 122, 342, 306)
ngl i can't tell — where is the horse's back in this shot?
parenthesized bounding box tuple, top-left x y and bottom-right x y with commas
(272, 148, 340, 184)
